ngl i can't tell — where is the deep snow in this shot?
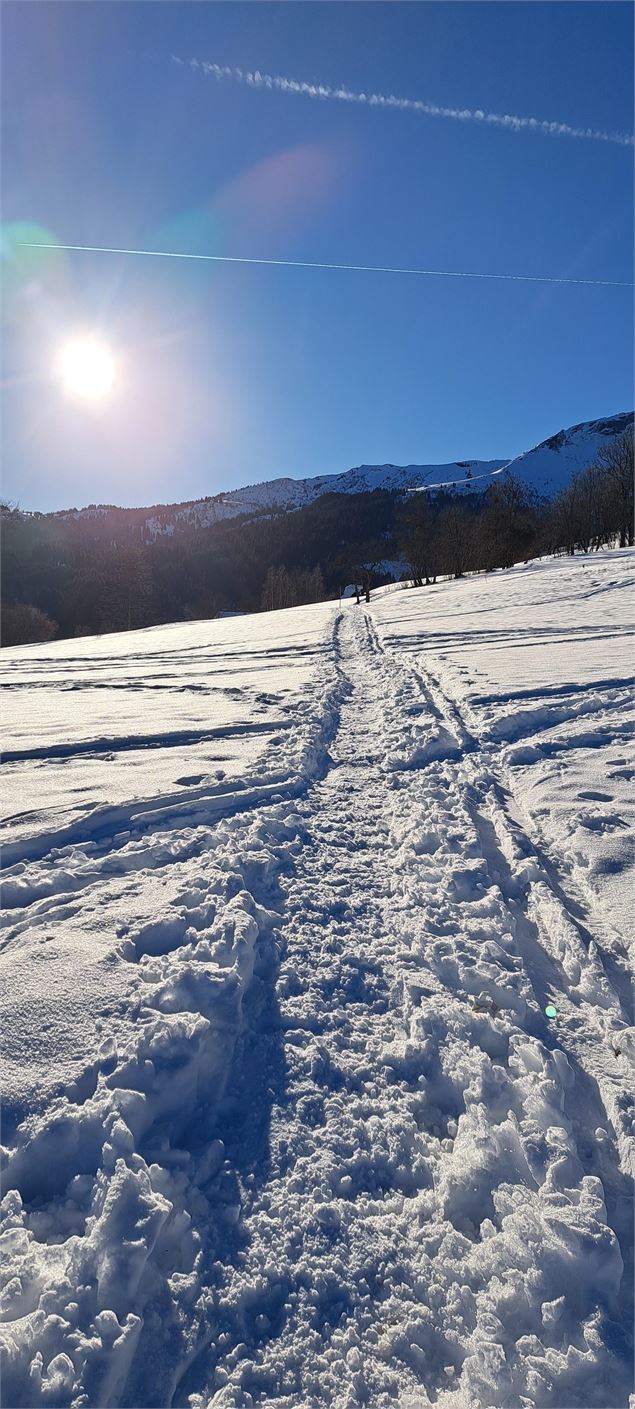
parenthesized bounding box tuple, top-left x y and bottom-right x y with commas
(1, 550, 633, 1409)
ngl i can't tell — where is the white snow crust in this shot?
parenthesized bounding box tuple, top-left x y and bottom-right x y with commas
(1, 550, 633, 1409)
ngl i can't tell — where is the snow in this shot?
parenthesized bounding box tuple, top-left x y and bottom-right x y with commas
(1, 551, 633, 1409)
(58, 461, 508, 537)
(154, 460, 508, 528)
(2, 609, 332, 864)
(494, 413, 634, 497)
(373, 550, 635, 948)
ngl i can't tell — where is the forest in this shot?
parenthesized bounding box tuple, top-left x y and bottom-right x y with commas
(1, 430, 632, 645)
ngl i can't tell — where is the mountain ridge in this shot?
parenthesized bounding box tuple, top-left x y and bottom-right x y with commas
(45, 409, 633, 534)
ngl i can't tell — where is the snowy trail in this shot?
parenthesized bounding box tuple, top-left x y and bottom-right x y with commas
(183, 606, 631, 1409)
(1, 595, 633, 1408)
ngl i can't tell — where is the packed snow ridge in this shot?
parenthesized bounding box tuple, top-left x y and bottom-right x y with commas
(55, 411, 633, 533)
(1, 551, 633, 1409)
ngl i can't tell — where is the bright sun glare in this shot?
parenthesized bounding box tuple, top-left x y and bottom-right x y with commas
(57, 336, 117, 400)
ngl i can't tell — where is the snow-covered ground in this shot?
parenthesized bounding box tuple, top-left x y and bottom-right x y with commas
(1, 551, 633, 1409)
(2, 609, 332, 862)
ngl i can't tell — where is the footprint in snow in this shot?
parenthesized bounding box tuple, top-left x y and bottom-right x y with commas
(578, 812, 628, 832)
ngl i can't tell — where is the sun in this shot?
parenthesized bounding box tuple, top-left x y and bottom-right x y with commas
(57, 336, 117, 400)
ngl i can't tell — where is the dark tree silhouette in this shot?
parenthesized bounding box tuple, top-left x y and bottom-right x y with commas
(595, 430, 634, 548)
(2, 603, 58, 646)
(399, 492, 439, 586)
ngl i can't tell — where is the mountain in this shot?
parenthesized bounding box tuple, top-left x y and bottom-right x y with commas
(491, 411, 634, 496)
(382, 411, 633, 496)
(154, 456, 508, 531)
(60, 458, 508, 536)
(4, 408, 632, 644)
(55, 410, 632, 537)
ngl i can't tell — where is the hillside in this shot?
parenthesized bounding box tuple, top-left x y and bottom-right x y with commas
(494, 411, 634, 496)
(3, 409, 632, 643)
(53, 410, 632, 536)
(1, 550, 633, 1409)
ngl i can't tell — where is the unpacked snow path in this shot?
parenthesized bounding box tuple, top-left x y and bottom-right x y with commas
(1, 592, 633, 1409)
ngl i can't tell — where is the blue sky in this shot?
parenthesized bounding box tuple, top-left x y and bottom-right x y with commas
(2, 1, 633, 511)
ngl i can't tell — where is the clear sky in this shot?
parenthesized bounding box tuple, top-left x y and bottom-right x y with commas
(2, 1, 633, 511)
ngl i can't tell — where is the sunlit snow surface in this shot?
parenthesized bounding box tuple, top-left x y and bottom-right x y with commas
(1, 552, 633, 1409)
(2, 610, 331, 857)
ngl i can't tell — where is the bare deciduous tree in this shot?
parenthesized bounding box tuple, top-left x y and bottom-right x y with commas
(595, 430, 634, 548)
(2, 603, 58, 646)
(437, 500, 474, 579)
(549, 428, 634, 555)
(261, 564, 325, 611)
(401, 492, 438, 586)
(480, 475, 537, 570)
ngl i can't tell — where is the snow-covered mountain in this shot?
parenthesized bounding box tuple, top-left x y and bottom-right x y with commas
(408, 411, 633, 496)
(491, 411, 634, 497)
(66, 458, 508, 536)
(58, 411, 632, 534)
(168, 457, 508, 526)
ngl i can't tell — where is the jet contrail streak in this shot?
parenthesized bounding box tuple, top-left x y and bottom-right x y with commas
(173, 56, 634, 148)
(16, 242, 634, 288)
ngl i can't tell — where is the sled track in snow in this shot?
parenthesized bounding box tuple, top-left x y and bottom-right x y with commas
(1, 606, 633, 1409)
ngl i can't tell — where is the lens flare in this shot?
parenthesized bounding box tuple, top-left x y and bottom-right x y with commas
(57, 336, 117, 400)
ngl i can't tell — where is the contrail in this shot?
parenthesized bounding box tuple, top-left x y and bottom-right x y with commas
(173, 56, 634, 149)
(17, 242, 633, 288)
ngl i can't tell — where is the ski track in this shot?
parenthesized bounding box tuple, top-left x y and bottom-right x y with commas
(1, 604, 633, 1409)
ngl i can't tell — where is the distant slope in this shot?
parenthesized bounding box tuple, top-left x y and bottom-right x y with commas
(423, 412, 633, 495)
(55, 410, 632, 535)
(155, 457, 508, 535)
(494, 412, 634, 496)
(62, 458, 507, 536)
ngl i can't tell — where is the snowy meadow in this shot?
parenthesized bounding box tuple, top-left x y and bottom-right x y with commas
(1, 550, 633, 1409)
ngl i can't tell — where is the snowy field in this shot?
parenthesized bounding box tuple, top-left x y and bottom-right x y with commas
(1, 550, 633, 1409)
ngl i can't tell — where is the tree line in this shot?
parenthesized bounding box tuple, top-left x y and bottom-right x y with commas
(398, 430, 633, 585)
(1, 429, 632, 645)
